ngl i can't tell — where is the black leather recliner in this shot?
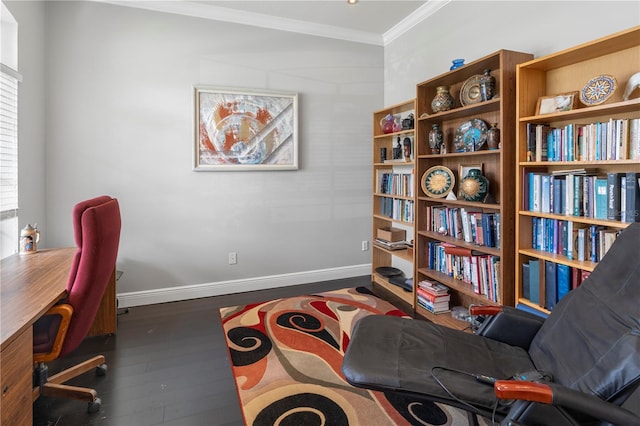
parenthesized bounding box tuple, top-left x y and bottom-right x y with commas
(342, 222, 640, 425)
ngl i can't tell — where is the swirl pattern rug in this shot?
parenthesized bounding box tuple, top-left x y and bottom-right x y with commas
(220, 286, 478, 425)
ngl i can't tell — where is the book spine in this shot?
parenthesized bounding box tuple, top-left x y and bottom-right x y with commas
(625, 172, 640, 223)
(607, 173, 622, 220)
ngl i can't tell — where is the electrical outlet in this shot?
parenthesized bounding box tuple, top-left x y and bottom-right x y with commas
(228, 252, 237, 265)
(361, 240, 369, 251)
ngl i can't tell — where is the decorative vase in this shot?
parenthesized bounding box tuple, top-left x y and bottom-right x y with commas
(460, 168, 489, 202)
(450, 59, 465, 71)
(479, 69, 496, 101)
(428, 124, 444, 154)
(486, 123, 500, 149)
(431, 86, 455, 113)
(380, 114, 395, 134)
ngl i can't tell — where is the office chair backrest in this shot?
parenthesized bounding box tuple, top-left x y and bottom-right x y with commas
(528, 223, 640, 402)
(60, 196, 121, 357)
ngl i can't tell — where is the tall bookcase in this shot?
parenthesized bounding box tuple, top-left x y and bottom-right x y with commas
(371, 99, 416, 311)
(414, 50, 533, 326)
(515, 26, 640, 314)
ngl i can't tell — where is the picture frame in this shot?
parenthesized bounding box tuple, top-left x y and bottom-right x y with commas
(535, 91, 579, 115)
(458, 163, 483, 197)
(194, 86, 298, 171)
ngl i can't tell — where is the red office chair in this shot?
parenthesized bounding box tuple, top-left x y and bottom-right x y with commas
(32, 195, 121, 413)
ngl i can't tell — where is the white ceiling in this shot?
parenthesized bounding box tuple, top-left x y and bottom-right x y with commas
(97, 0, 448, 45)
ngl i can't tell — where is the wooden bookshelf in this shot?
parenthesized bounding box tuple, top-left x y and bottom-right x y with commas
(515, 26, 640, 314)
(414, 50, 533, 325)
(370, 99, 416, 309)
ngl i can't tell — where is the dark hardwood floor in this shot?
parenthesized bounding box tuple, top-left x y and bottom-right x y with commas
(33, 276, 374, 426)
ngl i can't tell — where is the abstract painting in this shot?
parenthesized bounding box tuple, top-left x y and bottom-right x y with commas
(194, 86, 298, 171)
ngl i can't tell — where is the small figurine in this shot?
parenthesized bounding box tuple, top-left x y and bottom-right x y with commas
(393, 137, 403, 160)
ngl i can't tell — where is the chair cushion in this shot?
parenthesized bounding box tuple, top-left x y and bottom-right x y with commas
(529, 223, 640, 401)
(342, 315, 535, 410)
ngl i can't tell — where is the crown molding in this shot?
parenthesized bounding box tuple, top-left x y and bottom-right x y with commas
(383, 0, 451, 45)
(95, 0, 386, 45)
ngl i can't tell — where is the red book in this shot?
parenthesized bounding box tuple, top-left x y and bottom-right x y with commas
(417, 287, 451, 303)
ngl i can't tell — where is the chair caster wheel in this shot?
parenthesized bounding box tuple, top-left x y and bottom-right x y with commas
(88, 398, 101, 413)
(96, 364, 107, 376)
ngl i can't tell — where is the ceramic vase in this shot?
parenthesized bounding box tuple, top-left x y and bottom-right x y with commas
(460, 169, 489, 202)
(479, 69, 496, 101)
(428, 124, 444, 154)
(486, 123, 500, 150)
(431, 86, 455, 113)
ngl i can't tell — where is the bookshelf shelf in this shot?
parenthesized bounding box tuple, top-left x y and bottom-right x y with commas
(371, 99, 416, 310)
(414, 49, 534, 315)
(515, 26, 640, 313)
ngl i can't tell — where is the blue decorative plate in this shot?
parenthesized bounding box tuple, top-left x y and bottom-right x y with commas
(580, 75, 616, 106)
(421, 166, 455, 198)
(454, 119, 488, 152)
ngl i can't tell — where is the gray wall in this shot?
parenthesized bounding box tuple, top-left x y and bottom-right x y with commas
(385, 1, 639, 104)
(5, 0, 639, 306)
(7, 1, 381, 305)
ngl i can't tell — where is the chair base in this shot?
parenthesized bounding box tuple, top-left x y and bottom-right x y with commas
(33, 355, 106, 412)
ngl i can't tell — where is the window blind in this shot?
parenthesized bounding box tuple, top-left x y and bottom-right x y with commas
(0, 65, 20, 219)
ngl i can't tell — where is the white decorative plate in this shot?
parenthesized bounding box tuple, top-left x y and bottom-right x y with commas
(580, 75, 616, 106)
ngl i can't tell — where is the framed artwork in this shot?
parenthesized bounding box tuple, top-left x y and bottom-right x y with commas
(535, 91, 579, 115)
(194, 86, 298, 171)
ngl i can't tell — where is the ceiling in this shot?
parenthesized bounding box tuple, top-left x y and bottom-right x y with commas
(98, 0, 447, 45)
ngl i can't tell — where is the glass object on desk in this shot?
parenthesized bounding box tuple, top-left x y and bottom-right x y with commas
(20, 223, 40, 255)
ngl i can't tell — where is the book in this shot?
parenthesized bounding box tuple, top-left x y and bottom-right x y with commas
(521, 263, 530, 301)
(416, 287, 451, 303)
(607, 172, 624, 220)
(593, 177, 608, 219)
(417, 280, 449, 296)
(556, 264, 571, 303)
(544, 260, 557, 310)
(624, 172, 640, 223)
(528, 259, 540, 305)
(630, 118, 640, 160)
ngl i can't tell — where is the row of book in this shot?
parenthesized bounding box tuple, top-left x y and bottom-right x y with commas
(374, 238, 411, 251)
(524, 170, 640, 223)
(380, 197, 414, 223)
(526, 118, 640, 162)
(531, 219, 620, 263)
(416, 280, 451, 314)
(426, 242, 501, 302)
(425, 205, 501, 248)
(522, 259, 591, 311)
(377, 170, 414, 198)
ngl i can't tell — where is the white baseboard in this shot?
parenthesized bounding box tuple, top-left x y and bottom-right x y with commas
(116, 263, 372, 308)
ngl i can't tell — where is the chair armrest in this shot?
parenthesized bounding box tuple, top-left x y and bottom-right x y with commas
(474, 306, 545, 349)
(33, 304, 74, 363)
(495, 380, 640, 425)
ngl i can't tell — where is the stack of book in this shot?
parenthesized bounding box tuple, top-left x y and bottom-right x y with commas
(416, 280, 451, 314)
(374, 238, 410, 251)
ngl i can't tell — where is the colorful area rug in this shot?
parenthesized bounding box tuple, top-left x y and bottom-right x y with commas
(220, 286, 481, 425)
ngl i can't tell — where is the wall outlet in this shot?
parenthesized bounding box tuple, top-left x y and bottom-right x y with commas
(228, 252, 237, 265)
(361, 240, 369, 251)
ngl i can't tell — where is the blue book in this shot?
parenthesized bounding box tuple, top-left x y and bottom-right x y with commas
(516, 303, 549, 319)
(521, 263, 530, 300)
(541, 174, 551, 213)
(545, 261, 557, 310)
(594, 177, 608, 219)
(557, 264, 571, 303)
(529, 260, 540, 305)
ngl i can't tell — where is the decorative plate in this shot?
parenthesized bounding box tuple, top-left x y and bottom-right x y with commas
(454, 119, 488, 152)
(460, 75, 483, 106)
(580, 74, 616, 106)
(375, 266, 403, 277)
(421, 166, 455, 198)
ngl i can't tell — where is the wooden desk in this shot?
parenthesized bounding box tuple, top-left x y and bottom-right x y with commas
(0, 247, 116, 425)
